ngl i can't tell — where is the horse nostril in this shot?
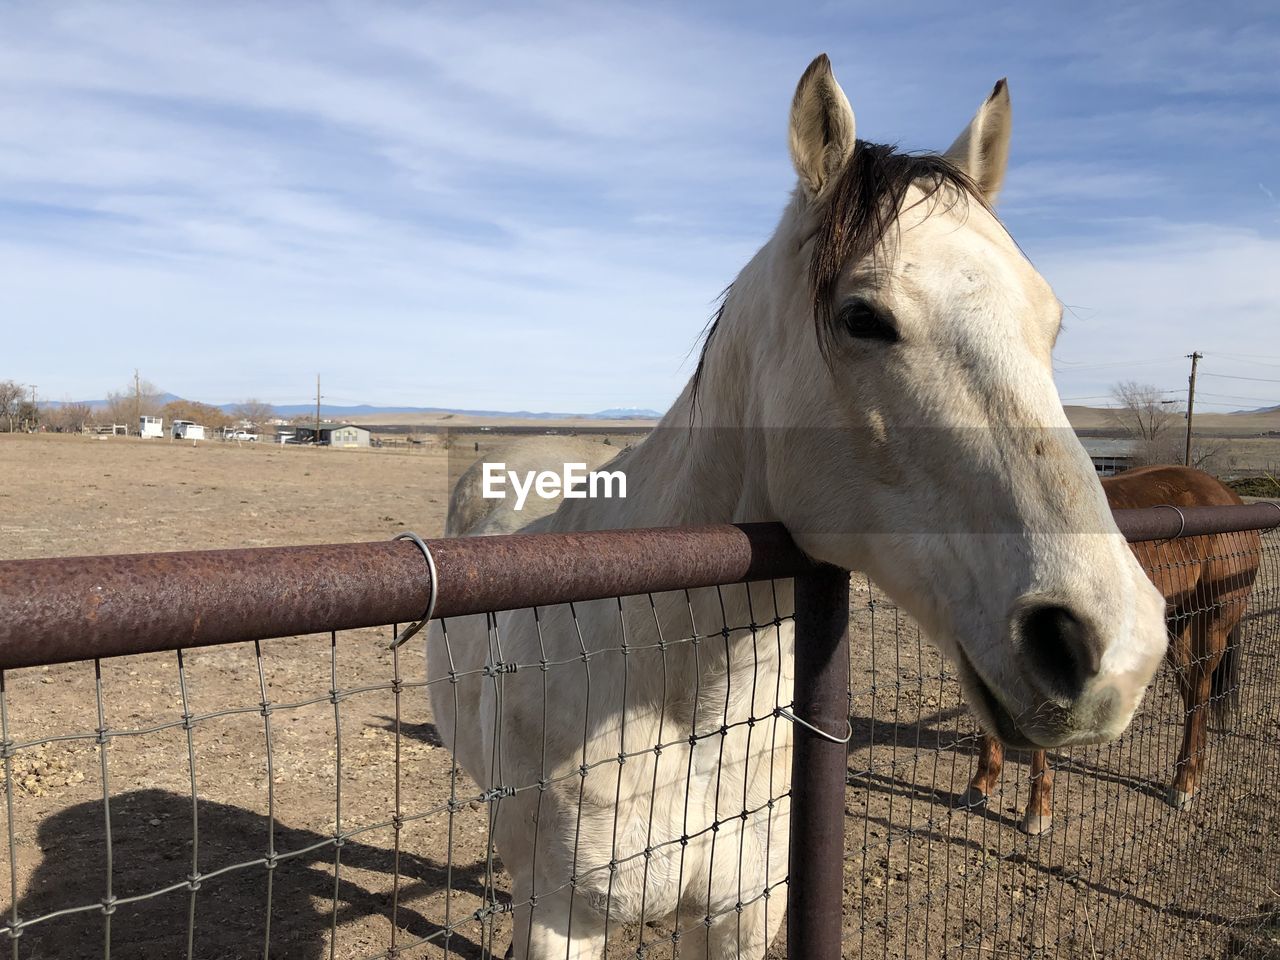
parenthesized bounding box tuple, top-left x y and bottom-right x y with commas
(1020, 605, 1101, 700)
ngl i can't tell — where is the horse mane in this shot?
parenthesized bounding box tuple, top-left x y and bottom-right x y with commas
(690, 141, 985, 418)
(810, 141, 985, 346)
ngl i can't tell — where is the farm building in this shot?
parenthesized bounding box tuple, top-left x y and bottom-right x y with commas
(138, 415, 163, 438)
(171, 420, 205, 440)
(1079, 437, 1139, 476)
(290, 423, 372, 447)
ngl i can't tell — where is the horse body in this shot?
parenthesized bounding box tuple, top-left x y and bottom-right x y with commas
(439, 439, 797, 958)
(446, 435, 622, 536)
(433, 55, 1167, 958)
(968, 465, 1262, 833)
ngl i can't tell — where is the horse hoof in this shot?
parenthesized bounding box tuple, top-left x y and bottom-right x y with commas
(958, 786, 989, 809)
(1021, 812, 1053, 835)
(1167, 787, 1195, 811)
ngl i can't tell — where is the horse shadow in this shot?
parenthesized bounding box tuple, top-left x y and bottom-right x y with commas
(13, 788, 497, 960)
(843, 704, 1175, 827)
(844, 706, 1029, 830)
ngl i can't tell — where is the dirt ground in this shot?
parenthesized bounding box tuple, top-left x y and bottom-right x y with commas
(1, 434, 1278, 959)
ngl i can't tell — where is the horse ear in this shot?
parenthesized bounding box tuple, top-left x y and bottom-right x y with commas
(944, 79, 1012, 203)
(789, 54, 856, 198)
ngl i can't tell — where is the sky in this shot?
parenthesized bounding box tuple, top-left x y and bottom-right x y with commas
(1, 1, 1278, 414)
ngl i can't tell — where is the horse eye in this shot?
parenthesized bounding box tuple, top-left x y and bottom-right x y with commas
(838, 300, 899, 343)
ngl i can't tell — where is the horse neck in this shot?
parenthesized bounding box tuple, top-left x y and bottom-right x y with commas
(543, 232, 789, 536)
(544, 379, 769, 533)
(541, 270, 788, 643)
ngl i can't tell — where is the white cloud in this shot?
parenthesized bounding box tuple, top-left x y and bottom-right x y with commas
(1040, 222, 1280, 403)
(0, 1, 1276, 412)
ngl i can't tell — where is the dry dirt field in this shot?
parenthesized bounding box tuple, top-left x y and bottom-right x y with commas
(1063, 406, 1280, 438)
(0, 432, 458, 559)
(1, 434, 1278, 959)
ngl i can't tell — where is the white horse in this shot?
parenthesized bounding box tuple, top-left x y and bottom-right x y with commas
(430, 55, 1168, 959)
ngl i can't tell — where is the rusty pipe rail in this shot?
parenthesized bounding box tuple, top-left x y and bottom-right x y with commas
(0, 522, 817, 671)
(1, 505, 1277, 672)
(1112, 501, 1280, 542)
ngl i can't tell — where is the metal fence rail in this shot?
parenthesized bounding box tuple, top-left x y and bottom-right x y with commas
(0, 506, 1276, 959)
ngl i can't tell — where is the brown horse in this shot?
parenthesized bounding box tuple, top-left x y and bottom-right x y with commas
(964, 465, 1262, 834)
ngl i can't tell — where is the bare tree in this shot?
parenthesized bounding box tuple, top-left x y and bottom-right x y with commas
(231, 399, 276, 429)
(102, 377, 164, 433)
(1189, 438, 1229, 474)
(1108, 381, 1177, 441)
(161, 400, 231, 431)
(47, 402, 93, 433)
(0, 380, 22, 433)
(1108, 381, 1184, 465)
(16, 400, 38, 432)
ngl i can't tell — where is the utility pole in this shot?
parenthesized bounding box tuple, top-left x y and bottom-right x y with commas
(1184, 351, 1201, 467)
(20, 384, 37, 431)
(134, 369, 141, 436)
(315, 374, 321, 446)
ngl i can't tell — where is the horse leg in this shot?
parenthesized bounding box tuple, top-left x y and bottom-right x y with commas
(1169, 658, 1214, 811)
(962, 733, 1003, 808)
(1166, 602, 1223, 811)
(677, 894, 782, 960)
(1021, 750, 1054, 835)
(508, 884, 607, 960)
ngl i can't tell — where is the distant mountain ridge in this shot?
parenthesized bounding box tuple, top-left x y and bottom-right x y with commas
(39, 395, 1278, 419)
(42, 396, 663, 420)
(263, 403, 663, 420)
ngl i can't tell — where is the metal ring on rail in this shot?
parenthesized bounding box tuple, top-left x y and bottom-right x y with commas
(389, 531, 438, 649)
(1154, 503, 1187, 542)
(777, 706, 854, 745)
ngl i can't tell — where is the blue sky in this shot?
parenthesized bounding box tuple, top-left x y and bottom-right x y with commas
(2, 1, 1278, 413)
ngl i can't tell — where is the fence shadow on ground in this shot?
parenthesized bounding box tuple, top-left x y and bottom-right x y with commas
(378, 717, 445, 747)
(14, 788, 495, 960)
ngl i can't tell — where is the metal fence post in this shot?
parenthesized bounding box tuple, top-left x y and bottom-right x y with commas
(788, 564, 851, 959)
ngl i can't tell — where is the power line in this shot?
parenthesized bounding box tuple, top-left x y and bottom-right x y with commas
(1201, 372, 1280, 384)
(1194, 391, 1279, 404)
(1189, 399, 1276, 408)
(1052, 356, 1186, 371)
(1205, 352, 1280, 366)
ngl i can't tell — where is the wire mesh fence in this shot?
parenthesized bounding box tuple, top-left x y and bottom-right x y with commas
(0, 511, 1276, 959)
(842, 521, 1280, 960)
(0, 525, 838, 960)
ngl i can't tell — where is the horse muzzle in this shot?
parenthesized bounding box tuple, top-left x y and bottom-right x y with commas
(961, 579, 1167, 749)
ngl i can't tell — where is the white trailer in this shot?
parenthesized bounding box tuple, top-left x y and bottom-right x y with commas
(172, 420, 205, 440)
(139, 416, 163, 438)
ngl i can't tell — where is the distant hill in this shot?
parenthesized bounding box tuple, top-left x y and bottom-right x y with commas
(42, 392, 184, 410)
(39, 396, 662, 422)
(1065, 404, 1280, 435)
(585, 408, 664, 419)
(38, 396, 1275, 429)
(260, 403, 661, 420)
